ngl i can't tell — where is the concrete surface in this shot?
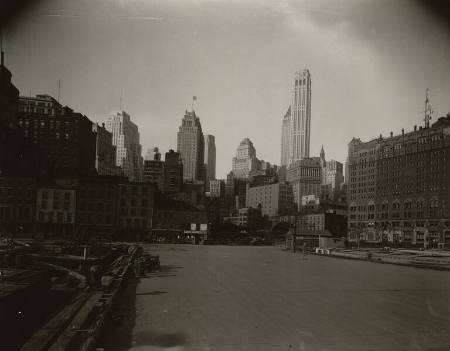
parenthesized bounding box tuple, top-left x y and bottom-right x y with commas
(102, 244, 450, 351)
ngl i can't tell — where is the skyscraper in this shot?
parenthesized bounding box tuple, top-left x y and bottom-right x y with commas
(289, 69, 311, 164)
(280, 106, 291, 166)
(204, 134, 216, 190)
(232, 138, 259, 179)
(106, 110, 143, 182)
(177, 110, 205, 182)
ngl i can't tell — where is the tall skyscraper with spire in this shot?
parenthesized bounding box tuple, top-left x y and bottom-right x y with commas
(289, 69, 311, 164)
(177, 110, 205, 182)
(280, 106, 291, 166)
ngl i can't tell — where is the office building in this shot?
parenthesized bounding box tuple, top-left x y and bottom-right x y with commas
(106, 110, 143, 182)
(18, 94, 62, 116)
(347, 113, 450, 247)
(287, 158, 322, 211)
(164, 149, 183, 193)
(289, 69, 311, 164)
(177, 110, 205, 182)
(280, 106, 291, 166)
(232, 138, 259, 179)
(92, 122, 121, 176)
(246, 182, 294, 217)
(209, 179, 225, 198)
(17, 105, 97, 177)
(144, 147, 165, 191)
(0, 51, 20, 175)
(204, 134, 216, 190)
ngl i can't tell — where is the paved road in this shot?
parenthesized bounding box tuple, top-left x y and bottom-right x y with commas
(103, 245, 450, 351)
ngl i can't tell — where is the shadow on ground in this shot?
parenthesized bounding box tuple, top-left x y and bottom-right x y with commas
(133, 330, 188, 348)
(143, 265, 183, 279)
(136, 290, 167, 296)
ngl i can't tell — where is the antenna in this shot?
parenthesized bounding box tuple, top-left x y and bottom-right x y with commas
(192, 95, 197, 111)
(424, 88, 433, 128)
(120, 89, 123, 110)
(57, 79, 61, 102)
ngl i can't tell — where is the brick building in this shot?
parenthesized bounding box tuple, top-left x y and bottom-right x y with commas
(0, 53, 20, 175)
(76, 176, 119, 239)
(246, 182, 294, 217)
(143, 147, 165, 191)
(0, 177, 35, 236)
(164, 149, 183, 193)
(286, 158, 322, 210)
(35, 185, 76, 237)
(117, 182, 155, 240)
(17, 105, 97, 177)
(347, 114, 450, 247)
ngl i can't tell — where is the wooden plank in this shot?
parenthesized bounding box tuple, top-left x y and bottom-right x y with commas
(48, 292, 104, 351)
(20, 292, 91, 351)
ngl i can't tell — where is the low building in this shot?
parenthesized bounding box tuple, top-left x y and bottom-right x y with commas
(76, 176, 119, 239)
(35, 185, 76, 237)
(0, 177, 35, 236)
(117, 181, 155, 240)
(223, 207, 262, 232)
(246, 182, 294, 217)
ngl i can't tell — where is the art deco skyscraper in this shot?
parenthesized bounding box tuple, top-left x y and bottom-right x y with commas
(232, 138, 258, 179)
(106, 110, 143, 182)
(280, 106, 291, 166)
(177, 110, 205, 182)
(289, 69, 311, 164)
(204, 134, 216, 189)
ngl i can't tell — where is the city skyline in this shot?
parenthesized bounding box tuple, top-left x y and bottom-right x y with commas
(3, 0, 450, 178)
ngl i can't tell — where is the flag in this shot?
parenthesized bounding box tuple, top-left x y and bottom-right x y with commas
(193, 96, 197, 101)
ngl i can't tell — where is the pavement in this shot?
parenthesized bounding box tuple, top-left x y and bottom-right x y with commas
(101, 244, 450, 351)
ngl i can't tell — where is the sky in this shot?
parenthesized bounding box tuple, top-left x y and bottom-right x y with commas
(3, 0, 450, 178)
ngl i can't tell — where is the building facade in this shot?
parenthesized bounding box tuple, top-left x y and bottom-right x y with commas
(144, 147, 165, 191)
(164, 150, 183, 193)
(204, 134, 216, 190)
(281, 106, 291, 167)
(35, 186, 76, 236)
(92, 122, 121, 176)
(347, 114, 450, 247)
(287, 158, 322, 211)
(106, 110, 143, 182)
(289, 69, 311, 164)
(117, 182, 155, 240)
(209, 179, 225, 198)
(0, 55, 20, 175)
(232, 138, 259, 179)
(177, 110, 205, 182)
(319, 146, 345, 201)
(0, 177, 35, 235)
(18, 94, 62, 116)
(76, 176, 119, 239)
(17, 106, 97, 177)
(246, 182, 294, 217)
